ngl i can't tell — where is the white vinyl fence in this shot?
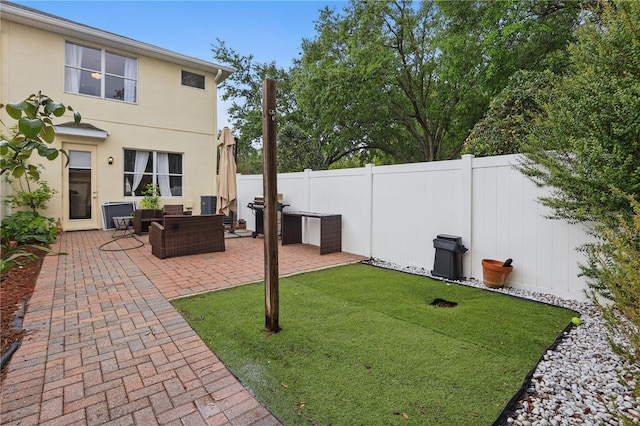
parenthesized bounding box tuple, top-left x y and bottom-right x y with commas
(237, 154, 594, 301)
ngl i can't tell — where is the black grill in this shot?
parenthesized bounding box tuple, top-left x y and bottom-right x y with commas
(246, 198, 288, 238)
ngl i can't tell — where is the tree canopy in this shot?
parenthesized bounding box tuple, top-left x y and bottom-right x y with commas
(213, 0, 581, 173)
(461, 70, 556, 157)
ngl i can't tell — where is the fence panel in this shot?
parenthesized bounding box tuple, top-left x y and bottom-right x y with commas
(470, 155, 592, 300)
(370, 161, 467, 269)
(236, 154, 593, 300)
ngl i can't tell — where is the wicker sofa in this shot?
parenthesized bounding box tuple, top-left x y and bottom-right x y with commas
(149, 214, 225, 259)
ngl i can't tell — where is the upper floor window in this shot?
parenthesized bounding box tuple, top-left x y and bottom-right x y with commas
(65, 42, 138, 103)
(181, 70, 205, 89)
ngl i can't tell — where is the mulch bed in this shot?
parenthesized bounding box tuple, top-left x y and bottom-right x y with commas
(0, 246, 46, 384)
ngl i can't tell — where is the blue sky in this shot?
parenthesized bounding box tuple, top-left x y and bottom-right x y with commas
(13, 0, 347, 128)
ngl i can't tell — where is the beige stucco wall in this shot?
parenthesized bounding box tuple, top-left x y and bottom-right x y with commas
(1, 18, 221, 228)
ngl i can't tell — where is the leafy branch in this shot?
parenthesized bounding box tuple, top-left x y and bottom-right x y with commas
(0, 91, 81, 180)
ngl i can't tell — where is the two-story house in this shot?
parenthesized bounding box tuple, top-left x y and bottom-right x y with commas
(0, 0, 233, 231)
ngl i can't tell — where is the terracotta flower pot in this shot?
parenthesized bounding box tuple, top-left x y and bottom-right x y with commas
(482, 259, 513, 288)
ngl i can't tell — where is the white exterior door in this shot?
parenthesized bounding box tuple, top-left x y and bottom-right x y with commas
(63, 144, 99, 230)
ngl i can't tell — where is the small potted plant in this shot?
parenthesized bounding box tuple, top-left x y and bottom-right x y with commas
(139, 183, 161, 209)
(133, 184, 163, 234)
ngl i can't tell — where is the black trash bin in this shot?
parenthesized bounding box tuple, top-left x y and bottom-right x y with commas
(432, 234, 468, 280)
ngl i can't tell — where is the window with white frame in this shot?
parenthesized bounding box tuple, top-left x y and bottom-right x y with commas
(65, 42, 138, 103)
(123, 150, 183, 197)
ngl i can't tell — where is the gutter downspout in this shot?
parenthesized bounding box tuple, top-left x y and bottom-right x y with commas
(214, 68, 222, 83)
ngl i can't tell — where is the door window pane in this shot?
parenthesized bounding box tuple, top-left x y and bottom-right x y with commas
(69, 150, 91, 168)
(68, 151, 92, 220)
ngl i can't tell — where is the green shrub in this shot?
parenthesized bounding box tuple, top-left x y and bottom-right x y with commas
(1, 227, 64, 275)
(515, 0, 640, 383)
(1, 211, 56, 244)
(4, 179, 56, 212)
(0, 227, 36, 275)
(584, 195, 640, 365)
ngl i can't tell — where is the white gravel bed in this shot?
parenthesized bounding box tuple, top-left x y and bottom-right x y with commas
(363, 258, 640, 425)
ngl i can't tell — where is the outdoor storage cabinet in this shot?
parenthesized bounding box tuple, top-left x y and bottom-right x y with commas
(432, 234, 468, 280)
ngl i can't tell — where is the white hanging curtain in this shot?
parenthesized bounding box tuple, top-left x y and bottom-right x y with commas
(64, 43, 83, 93)
(156, 152, 172, 196)
(131, 151, 149, 194)
(125, 177, 132, 195)
(124, 57, 137, 103)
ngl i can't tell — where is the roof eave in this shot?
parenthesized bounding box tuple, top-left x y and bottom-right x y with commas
(0, 1, 234, 82)
(54, 126, 108, 139)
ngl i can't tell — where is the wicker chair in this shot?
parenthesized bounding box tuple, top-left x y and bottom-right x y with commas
(163, 204, 192, 216)
(149, 214, 225, 259)
(132, 209, 163, 235)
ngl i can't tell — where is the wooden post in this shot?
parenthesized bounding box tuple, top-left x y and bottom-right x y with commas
(262, 79, 280, 333)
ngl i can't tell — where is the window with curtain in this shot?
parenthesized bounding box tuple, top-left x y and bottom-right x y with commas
(123, 150, 183, 197)
(65, 42, 137, 103)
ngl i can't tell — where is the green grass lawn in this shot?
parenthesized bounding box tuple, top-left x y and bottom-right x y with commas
(172, 264, 574, 425)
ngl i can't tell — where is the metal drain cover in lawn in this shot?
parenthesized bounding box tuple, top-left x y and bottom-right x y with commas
(430, 298, 457, 308)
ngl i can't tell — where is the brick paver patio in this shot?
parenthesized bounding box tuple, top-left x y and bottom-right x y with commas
(1, 230, 365, 425)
